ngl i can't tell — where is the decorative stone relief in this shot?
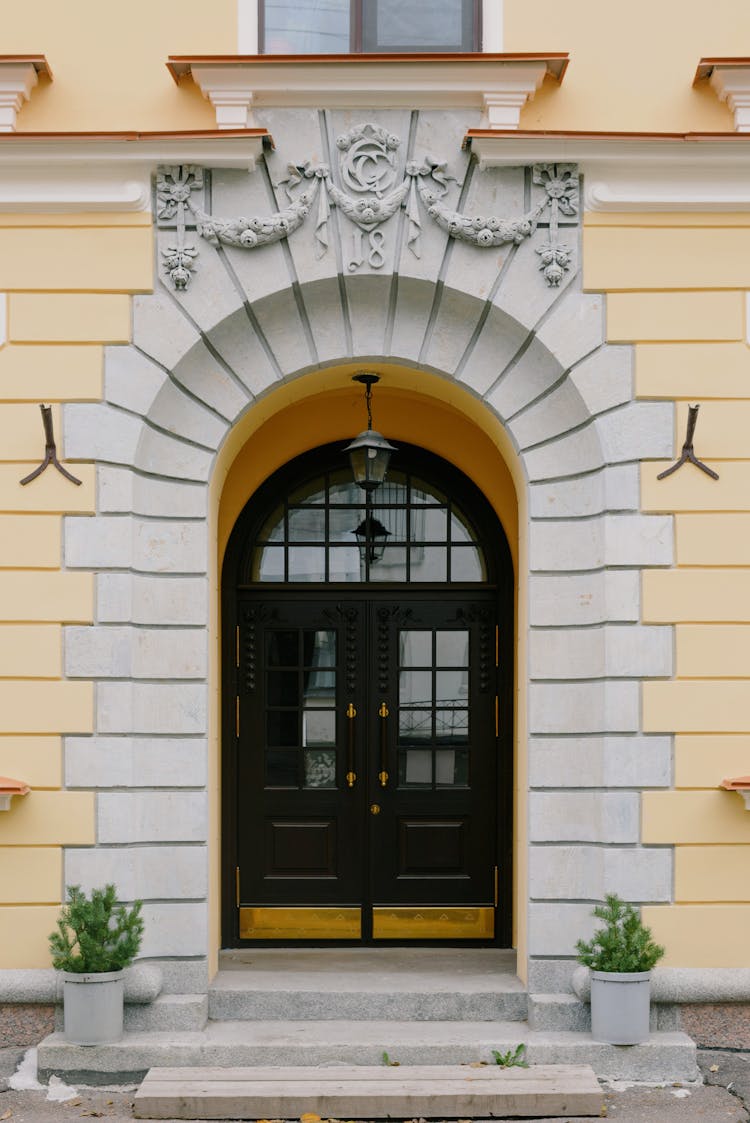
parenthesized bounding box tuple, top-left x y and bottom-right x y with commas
(156, 124, 578, 289)
(156, 166, 204, 289)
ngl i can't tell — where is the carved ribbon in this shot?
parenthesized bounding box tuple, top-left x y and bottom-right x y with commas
(156, 130, 579, 289)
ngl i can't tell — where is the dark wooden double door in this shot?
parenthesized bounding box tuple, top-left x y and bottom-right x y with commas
(232, 591, 502, 943)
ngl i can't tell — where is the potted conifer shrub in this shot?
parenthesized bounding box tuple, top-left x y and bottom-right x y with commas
(576, 894, 665, 1045)
(49, 884, 144, 1045)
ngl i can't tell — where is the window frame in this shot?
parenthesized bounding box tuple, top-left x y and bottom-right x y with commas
(259, 0, 482, 55)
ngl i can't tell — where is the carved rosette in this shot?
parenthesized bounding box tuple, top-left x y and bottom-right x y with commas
(156, 130, 579, 290)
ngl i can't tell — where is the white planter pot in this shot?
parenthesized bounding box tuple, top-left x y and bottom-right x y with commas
(590, 969, 651, 1045)
(62, 970, 124, 1045)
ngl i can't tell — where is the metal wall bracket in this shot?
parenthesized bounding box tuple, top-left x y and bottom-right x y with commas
(656, 404, 719, 481)
(20, 404, 82, 486)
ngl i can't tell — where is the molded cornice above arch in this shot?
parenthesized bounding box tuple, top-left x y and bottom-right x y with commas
(466, 129, 750, 211)
(167, 53, 568, 130)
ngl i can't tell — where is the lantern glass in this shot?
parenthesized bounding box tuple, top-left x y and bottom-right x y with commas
(344, 429, 396, 493)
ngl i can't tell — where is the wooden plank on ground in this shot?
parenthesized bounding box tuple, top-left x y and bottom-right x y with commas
(133, 1063, 604, 1119)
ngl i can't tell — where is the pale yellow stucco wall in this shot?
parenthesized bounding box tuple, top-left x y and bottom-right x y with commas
(508, 0, 745, 132)
(0, 211, 151, 966)
(3, 0, 747, 133)
(6, 0, 234, 132)
(587, 209, 750, 966)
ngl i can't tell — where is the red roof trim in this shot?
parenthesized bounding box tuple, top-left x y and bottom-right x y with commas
(464, 128, 750, 147)
(0, 55, 53, 80)
(694, 57, 750, 85)
(0, 128, 271, 143)
(721, 776, 750, 790)
(0, 776, 30, 795)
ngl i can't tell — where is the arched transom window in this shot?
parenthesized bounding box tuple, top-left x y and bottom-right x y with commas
(248, 465, 489, 584)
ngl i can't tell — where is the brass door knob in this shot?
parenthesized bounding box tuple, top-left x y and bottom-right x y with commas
(369, 803, 381, 815)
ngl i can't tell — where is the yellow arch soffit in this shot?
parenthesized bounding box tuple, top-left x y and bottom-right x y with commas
(212, 362, 524, 570)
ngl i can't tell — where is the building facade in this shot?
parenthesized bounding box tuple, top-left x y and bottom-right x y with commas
(1, 0, 750, 1068)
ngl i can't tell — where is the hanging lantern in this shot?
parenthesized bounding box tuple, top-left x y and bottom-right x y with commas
(343, 373, 397, 492)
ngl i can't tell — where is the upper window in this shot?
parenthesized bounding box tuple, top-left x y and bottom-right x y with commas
(261, 0, 480, 54)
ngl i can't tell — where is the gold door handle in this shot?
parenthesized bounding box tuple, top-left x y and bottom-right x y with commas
(378, 701, 389, 788)
(370, 803, 381, 815)
(346, 702, 357, 788)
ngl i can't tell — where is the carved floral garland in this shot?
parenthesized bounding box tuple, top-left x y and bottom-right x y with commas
(156, 124, 578, 290)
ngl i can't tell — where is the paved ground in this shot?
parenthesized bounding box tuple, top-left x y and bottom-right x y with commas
(2, 1042, 750, 1121)
(0, 1081, 746, 1122)
(0, 1046, 745, 1118)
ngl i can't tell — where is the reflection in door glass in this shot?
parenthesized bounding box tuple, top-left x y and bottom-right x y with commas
(288, 547, 326, 582)
(436, 747, 469, 787)
(399, 630, 431, 667)
(399, 709, 432, 741)
(436, 669, 468, 708)
(435, 708, 469, 744)
(304, 749, 336, 788)
(436, 630, 469, 667)
(287, 507, 326, 541)
(400, 748, 432, 786)
(450, 546, 485, 582)
(399, 669, 432, 707)
(256, 546, 285, 582)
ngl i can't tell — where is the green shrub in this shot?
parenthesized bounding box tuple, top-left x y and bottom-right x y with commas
(49, 884, 144, 974)
(575, 894, 665, 973)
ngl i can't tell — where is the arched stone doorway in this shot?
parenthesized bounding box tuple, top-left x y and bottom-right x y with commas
(221, 441, 514, 946)
(62, 251, 671, 990)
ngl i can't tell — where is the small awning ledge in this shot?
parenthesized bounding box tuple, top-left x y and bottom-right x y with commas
(721, 776, 750, 810)
(695, 58, 750, 132)
(0, 776, 30, 811)
(0, 56, 52, 133)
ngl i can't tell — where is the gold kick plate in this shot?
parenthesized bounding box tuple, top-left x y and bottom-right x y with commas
(372, 907, 494, 940)
(239, 907, 361, 940)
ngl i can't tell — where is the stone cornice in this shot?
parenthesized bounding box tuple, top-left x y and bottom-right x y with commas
(167, 53, 568, 129)
(0, 130, 271, 212)
(466, 130, 750, 211)
(0, 56, 52, 132)
(695, 58, 750, 132)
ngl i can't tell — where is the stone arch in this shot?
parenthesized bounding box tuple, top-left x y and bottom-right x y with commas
(62, 263, 674, 990)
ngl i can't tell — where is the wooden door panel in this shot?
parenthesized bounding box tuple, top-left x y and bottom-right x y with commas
(235, 593, 499, 938)
(367, 598, 498, 917)
(237, 599, 366, 910)
(398, 818, 468, 876)
(264, 819, 337, 877)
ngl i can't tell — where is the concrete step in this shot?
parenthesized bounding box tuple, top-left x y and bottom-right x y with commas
(528, 994, 682, 1034)
(125, 995, 208, 1032)
(54, 995, 209, 1034)
(133, 1063, 605, 1120)
(528, 994, 590, 1033)
(210, 947, 527, 1022)
(37, 1019, 699, 1086)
